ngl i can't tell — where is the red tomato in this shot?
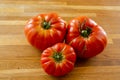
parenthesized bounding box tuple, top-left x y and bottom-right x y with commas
(24, 13, 66, 51)
(66, 16, 107, 59)
(41, 43, 76, 76)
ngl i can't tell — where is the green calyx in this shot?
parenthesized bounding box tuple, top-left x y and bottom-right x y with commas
(53, 52, 63, 62)
(42, 21, 50, 29)
(81, 27, 92, 38)
(80, 19, 92, 38)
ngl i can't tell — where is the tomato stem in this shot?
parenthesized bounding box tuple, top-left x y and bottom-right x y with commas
(42, 21, 50, 29)
(80, 19, 92, 38)
(53, 52, 63, 62)
(81, 27, 92, 37)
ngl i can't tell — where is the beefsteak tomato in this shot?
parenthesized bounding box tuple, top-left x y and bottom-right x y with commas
(66, 16, 107, 59)
(41, 43, 76, 76)
(24, 13, 66, 51)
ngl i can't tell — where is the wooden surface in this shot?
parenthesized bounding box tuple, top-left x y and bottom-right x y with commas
(0, 0, 120, 80)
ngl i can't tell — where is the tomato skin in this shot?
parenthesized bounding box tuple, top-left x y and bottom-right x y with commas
(41, 43, 76, 76)
(24, 13, 66, 51)
(66, 16, 107, 59)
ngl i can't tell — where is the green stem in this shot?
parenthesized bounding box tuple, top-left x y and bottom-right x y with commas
(81, 27, 92, 38)
(80, 19, 92, 38)
(53, 52, 63, 62)
(42, 21, 50, 29)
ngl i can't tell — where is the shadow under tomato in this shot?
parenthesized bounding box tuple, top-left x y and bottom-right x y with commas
(75, 57, 95, 67)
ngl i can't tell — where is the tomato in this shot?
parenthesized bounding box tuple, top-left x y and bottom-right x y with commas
(65, 16, 107, 59)
(24, 13, 66, 51)
(40, 43, 76, 76)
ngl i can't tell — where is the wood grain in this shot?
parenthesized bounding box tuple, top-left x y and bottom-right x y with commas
(0, 0, 120, 80)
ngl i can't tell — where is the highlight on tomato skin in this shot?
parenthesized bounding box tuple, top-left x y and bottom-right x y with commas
(24, 13, 67, 51)
(65, 16, 107, 59)
(40, 43, 76, 77)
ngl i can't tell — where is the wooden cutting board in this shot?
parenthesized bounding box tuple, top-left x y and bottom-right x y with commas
(0, 0, 120, 80)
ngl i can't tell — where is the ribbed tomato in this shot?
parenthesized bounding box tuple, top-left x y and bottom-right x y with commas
(24, 13, 66, 51)
(66, 16, 107, 59)
(40, 43, 76, 76)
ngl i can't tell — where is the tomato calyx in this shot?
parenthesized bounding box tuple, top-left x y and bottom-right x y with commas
(79, 19, 92, 38)
(42, 20, 50, 29)
(81, 27, 92, 38)
(53, 52, 63, 62)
